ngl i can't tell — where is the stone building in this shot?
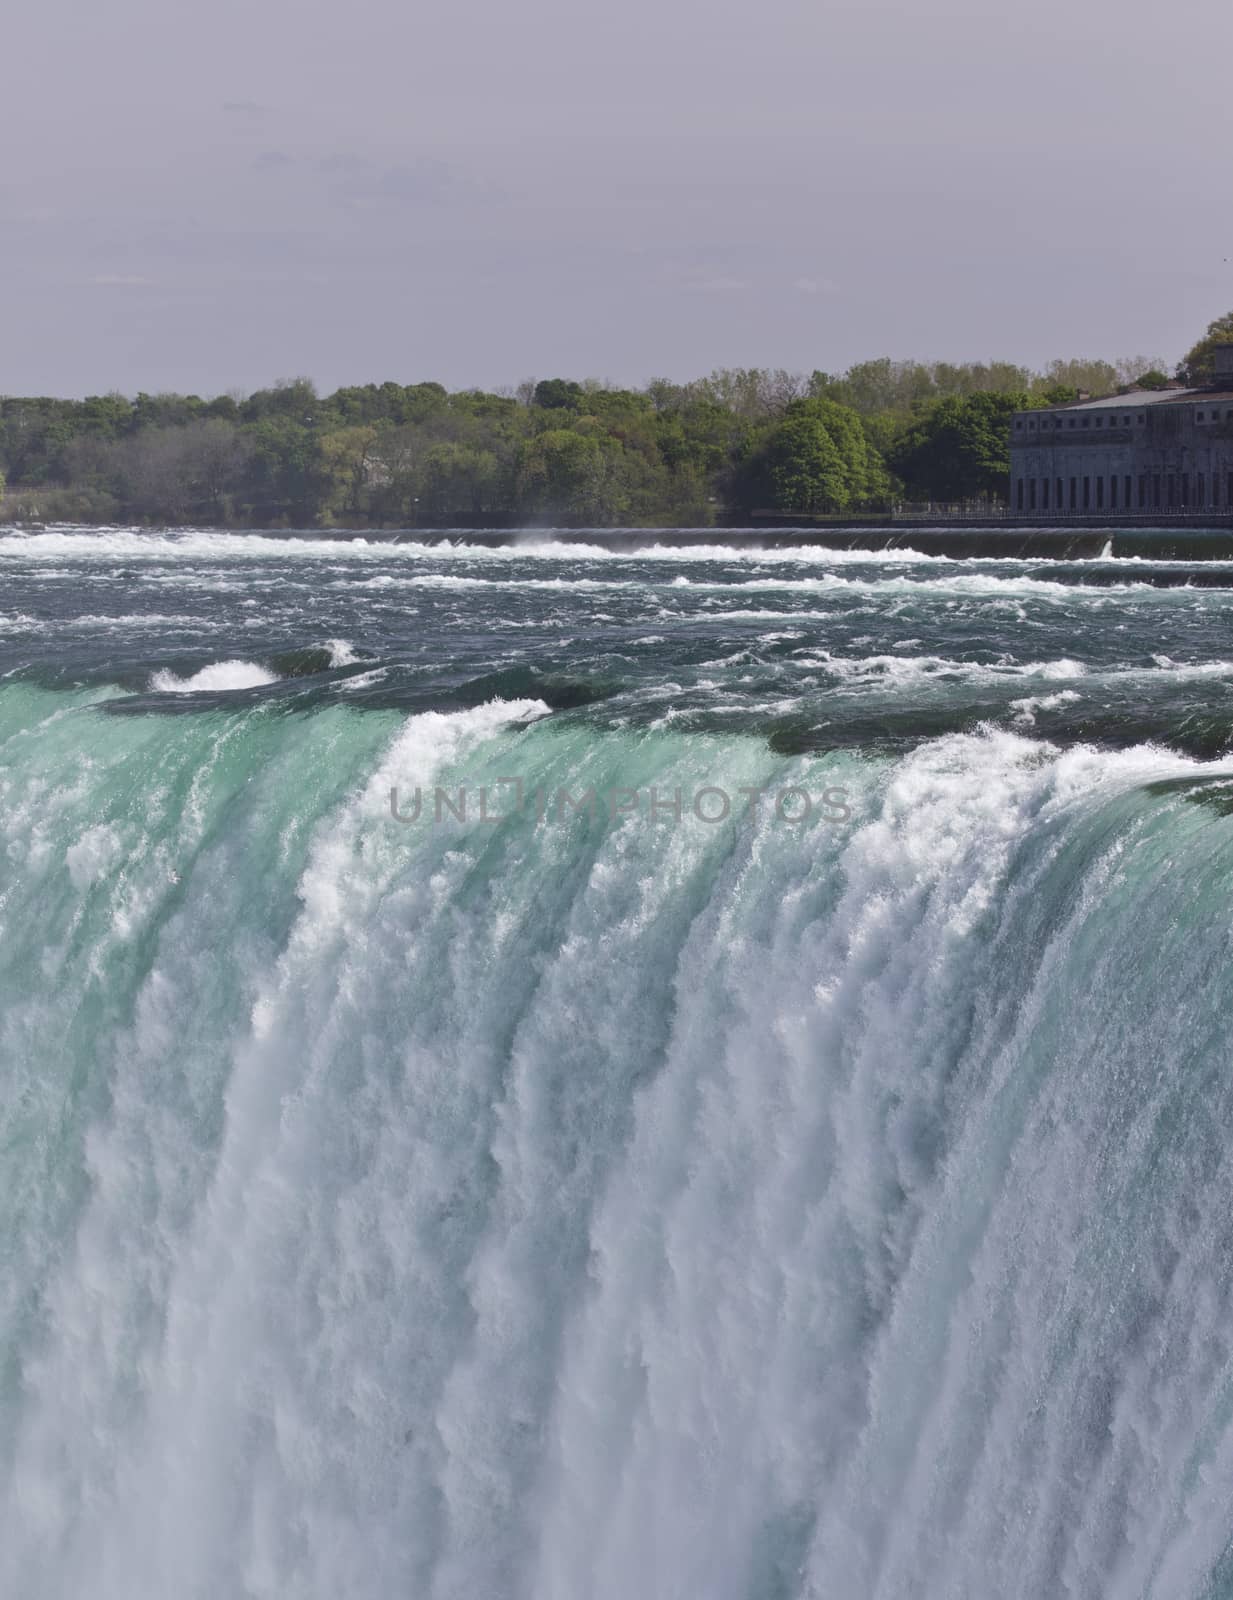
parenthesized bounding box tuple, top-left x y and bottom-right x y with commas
(1009, 346, 1233, 517)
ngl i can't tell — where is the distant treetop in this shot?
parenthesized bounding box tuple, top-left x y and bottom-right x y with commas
(1178, 311, 1233, 387)
(2, 324, 1229, 526)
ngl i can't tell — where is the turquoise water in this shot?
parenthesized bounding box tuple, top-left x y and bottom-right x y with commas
(4, 528, 1233, 1597)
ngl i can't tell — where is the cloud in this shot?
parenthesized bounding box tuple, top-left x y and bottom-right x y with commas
(329, 155, 497, 209)
(4, 207, 57, 225)
(793, 275, 840, 295)
(657, 260, 749, 295)
(253, 149, 498, 209)
(223, 100, 267, 117)
(693, 275, 747, 293)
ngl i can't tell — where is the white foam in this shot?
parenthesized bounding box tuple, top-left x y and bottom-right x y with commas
(8, 674, 1233, 1599)
(65, 823, 125, 889)
(0, 526, 1216, 586)
(1010, 689, 1084, 723)
(149, 660, 278, 693)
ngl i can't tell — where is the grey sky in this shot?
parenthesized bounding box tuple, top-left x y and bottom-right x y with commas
(4, 0, 1231, 396)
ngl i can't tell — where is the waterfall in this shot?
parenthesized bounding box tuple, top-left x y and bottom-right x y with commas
(4, 681, 1233, 1598)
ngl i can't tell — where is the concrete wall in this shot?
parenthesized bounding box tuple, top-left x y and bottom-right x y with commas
(1010, 398, 1233, 515)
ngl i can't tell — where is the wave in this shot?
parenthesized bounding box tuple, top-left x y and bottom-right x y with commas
(1010, 688, 1084, 722)
(149, 659, 279, 693)
(145, 642, 365, 694)
(0, 611, 217, 633)
(794, 652, 1233, 691)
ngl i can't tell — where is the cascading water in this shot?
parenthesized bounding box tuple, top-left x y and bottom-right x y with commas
(4, 528, 1233, 1599)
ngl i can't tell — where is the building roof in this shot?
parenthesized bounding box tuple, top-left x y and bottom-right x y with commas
(1017, 387, 1233, 417)
(1052, 390, 1193, 410)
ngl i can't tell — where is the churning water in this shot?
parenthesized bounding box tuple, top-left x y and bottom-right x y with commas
(4, 527, 1233, 1598)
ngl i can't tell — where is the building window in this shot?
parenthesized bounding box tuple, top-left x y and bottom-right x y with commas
(1167, 474, 1176, 507)
(1042, 478, 1050, 510)
(1016, 478, 1024, 510)
(1198, 473, 1206, 505)
(1097, 476, 1105, 509)
(1138, 475, 1147, 509)
(1070, 477, 1078, 510)
(1110, 475, 1118, 509)
(1084, 476, 1091, 508)
(1125, 475, 1132, 509)
(1029, 478, 1037, 510)
(1154, 474, 1162, 507)
(1057, 478, 1064, 509)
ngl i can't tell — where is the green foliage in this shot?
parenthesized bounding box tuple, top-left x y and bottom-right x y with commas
(1036, 385, 1080, 406)
(517, 429, 608, 522)
(1032, 359, 1119, 400)
(1, 336, 1219, 526)
(417, 442, 503, 522)
(744, 397, 888, 513)
(315, 426, 380, 523)
(532, 379, 584, 412)
(1133, 370, 1172, 391)
(1178, 312, 1233, 387)
(812, 358, 1035, 419)
(891, 392, 1031, 502)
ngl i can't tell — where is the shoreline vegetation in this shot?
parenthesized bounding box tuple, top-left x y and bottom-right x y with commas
(2, 319, 1228, 530)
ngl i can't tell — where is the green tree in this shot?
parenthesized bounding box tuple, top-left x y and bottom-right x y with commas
(1178, 312, 1233, 386)
(1034, 359, 1119, 400)
(516, 429, 609, 523)
(891, 392, 1031, 502)
(240, 416, 319, 523)
(532, 379, 584, 412)
(812, 359, 935, 418)
(241, 377, 319, 424)
(744, 396, 888, 513)
(417, 442, 502, 522)
(315, 426, 380, 522)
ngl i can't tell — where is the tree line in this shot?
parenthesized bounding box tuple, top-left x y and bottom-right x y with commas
(1, 315, 1227, 526)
